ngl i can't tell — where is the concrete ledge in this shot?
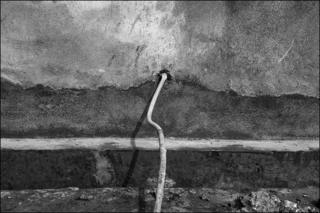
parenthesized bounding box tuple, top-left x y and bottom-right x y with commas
(1, 138, 319, 152)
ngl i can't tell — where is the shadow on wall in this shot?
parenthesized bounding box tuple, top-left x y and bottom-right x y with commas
(123, 77, 161, 187)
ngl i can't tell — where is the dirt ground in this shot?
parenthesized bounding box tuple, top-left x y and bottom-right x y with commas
(1, 187, 319, 212)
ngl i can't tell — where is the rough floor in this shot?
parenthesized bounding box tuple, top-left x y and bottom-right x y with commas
(1, 187, 319, 212)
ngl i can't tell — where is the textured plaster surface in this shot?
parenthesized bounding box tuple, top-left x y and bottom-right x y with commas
(1, 1, 319, 97)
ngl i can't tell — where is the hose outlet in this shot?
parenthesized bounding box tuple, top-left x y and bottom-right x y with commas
(158, 69, 173, 81)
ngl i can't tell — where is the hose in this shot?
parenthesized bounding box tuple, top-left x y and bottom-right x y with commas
(147, 72, 168, 213)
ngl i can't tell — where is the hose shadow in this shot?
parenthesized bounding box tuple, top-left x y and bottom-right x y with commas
(138, 187, 146, 212)
(122, 77, 161, 187)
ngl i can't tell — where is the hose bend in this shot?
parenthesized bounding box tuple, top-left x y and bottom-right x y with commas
(147, 72, 168, 213)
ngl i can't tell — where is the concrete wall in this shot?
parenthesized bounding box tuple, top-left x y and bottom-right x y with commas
(1, 1, 319, 97)
(1, 1, 319, 138)
(2, 150, 319, 190)
(1, 2, 319, 193)
(1, 78, 319, 139)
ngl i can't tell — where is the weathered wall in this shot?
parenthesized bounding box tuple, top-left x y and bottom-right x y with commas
(1, 1, 319, 196)
(1, 78, 319, 139)
(1, 1, 319, 97)
(1, 1, 319, 139)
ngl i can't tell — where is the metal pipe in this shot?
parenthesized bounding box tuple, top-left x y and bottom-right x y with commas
(147, 72, 168, 213)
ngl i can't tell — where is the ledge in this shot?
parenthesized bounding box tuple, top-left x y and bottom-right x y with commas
(1, 138, 318, 152)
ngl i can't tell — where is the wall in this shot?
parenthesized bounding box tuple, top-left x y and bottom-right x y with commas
(1, 1, 319, 139)
(1, 78, 319, 139)
(1, 1, 319, 97)
(1, 1, 319, 192)
(2, 150, 319, 190)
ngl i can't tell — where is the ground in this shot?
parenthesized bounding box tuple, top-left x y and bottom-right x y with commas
(1, 187, 319, 212)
